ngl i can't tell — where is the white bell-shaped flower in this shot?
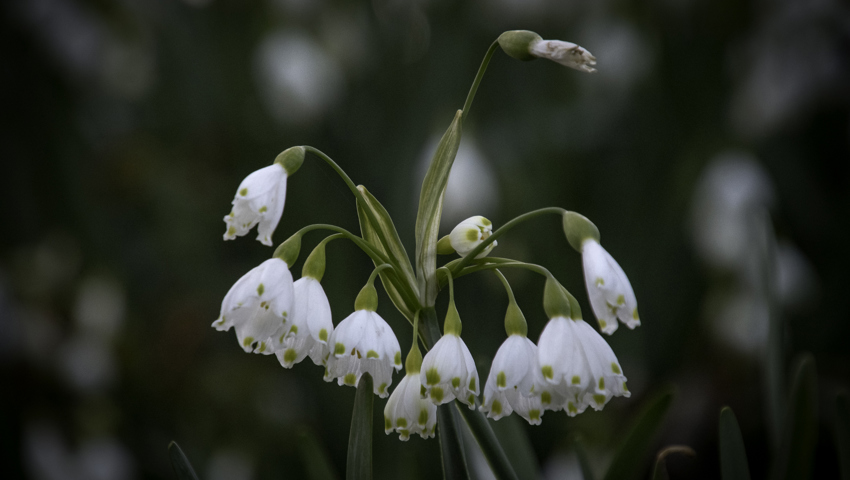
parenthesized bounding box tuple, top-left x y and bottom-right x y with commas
(530, 39, 597, 73)
(582, 239, 640, 334)
(273, 277, 333, 368)
(480, 335, 545, 424)
(384, 373, 437, 441)
(449, 215, 497, 259)
(420, 333, 480, 408)
(211, 258, 294, 353)
(223, 163, 288, 246)
(324, 310, 402, 397)
(538, 316, 630, 416)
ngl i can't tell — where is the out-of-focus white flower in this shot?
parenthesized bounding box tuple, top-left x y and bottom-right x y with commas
(324, 310, 402, 397)
(480, 335, 547, 424)
(538, 316, 629, 416)
(581, 239, 639, 334)
(223, 163, 288, 246)
(420, 333, 480, 408)
(384, 373, 437, 441)
(212, 258, 294, 353)
(449, 216, 497, 258)
(273, 277, 333, 368)
(530, 40, 597, 73)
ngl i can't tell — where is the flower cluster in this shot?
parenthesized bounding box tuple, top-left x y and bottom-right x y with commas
(210, 29, 642, 445)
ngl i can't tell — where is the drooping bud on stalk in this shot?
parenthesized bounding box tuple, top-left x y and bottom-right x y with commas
(275, 146, 306, 176)
(497, 30, 543, 61)
(498, 30, 597, 73)
(543, 276, 571, 320)
(301, 239, 328, 282)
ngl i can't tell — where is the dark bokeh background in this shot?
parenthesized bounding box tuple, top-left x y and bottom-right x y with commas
(2, 0, 849, 478)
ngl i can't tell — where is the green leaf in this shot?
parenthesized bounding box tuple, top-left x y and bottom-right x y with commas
(574, 437, 595, 480)
(603, 388, 675, 480)
(836, 394, 850, 480)
(438, 403, 471, 480)
(772, 354, 817, 480)
(757, 209, 784, 451)
(414, 110, 463, 306)
(168, 441, 200, 480)
(299, 428, 340, 480)
(355, 189, 417, 321)
(651, 446, 695, 480)
(489, 412, 540, 480)
(719, 407, 751, 480)
(455, 402, 519, 480)
(347, 373, 374, 480)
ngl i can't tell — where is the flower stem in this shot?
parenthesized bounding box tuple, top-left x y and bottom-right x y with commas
(449, 207, 566, 276)
(462, 41, 501, 123)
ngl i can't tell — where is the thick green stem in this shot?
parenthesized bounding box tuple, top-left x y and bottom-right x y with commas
(449, 207, 566, 275)
(462, 41, 500, 123)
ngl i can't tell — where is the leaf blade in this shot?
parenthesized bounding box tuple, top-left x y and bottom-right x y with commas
(455, 402, 519, 480)
(438, 403, 471, 480)
(168, 441, 200, 480)
(772, 354, 818, 480)
(347, 373, 374, 480)
(603, 389, 675, 480)
(719, 407, 751, 480)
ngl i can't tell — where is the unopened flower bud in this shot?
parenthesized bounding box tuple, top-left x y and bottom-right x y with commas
(449, 215, 497, 258)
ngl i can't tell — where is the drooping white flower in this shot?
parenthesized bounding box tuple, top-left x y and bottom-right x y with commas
(211, 258, 294, 353)
(384, 373, 437, 441)
(420, 334, 480, 408)
(273, 277, 333, 368)
(582, 239, 640, 334)
(324, 310, 402, 397)
(449, 215, 497, 258)
(480, 335, 547, 424)
(529, 40, 597, 73)
(538, 316, 630, 416)
(223, 163, 288, 246)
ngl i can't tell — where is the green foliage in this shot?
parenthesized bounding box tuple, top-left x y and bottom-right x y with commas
(719, 407, 751, 480)
(168, 442, 200, 480)
(437, 404, 470, 480)
(772, 354, 818, 480)
(603, 389, 675, 480)
(347, 373, 374, 480)
(456, 404, 519, 480)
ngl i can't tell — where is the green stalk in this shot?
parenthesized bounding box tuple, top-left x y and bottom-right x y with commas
(462, 41, 500, 123)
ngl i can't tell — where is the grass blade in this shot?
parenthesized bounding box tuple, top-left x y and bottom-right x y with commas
(772, 354, 817, 480)
(438, 403, 470, 480)
(347, 373, 374, 480)
(719, 407, 751, 480)
(455, 403, 519, 480)
(168, 441, 200, 480)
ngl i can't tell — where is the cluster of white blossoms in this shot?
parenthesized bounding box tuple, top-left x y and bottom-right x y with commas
(211, 30, 642, 445)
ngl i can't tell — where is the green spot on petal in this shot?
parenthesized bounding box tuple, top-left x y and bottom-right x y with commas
(257, 283, 265, 296)
(239, 188, 248, 196)
(289, 325, 298, 334)
(567, 402, 577, 414)
(418, 409, 428, 425)
(384, 417, 392, 430)
(258, 206, 267, 213)
(541, 391, 551, 405)
(480, 217, 491, 226)
(595, 277, 604, 286)
(593, 394, 606, 405)
(466, 229, 479, 242)
(284, 349, 297, 363)
(599, 320, 607, 329)
(394, 352, 402, 366)
(617, 294, 625, 305)
(334, 343, 345, 355)
(431, 387, 444, 402)
(451, 377, 461, 388)
(632, 308, 640, 320)
(425, 368, 441, 385)
(468, 377, 476, 391)
(366, 350, 379, 359)
(611, 363, 621, 374)
(344, 373, 357, 385)
(623, 382, 629, 392)
(227, 226, 236, 236)
(467, 394, 475, 405)
(571, 375, 581, 385)
(529, 409, 540, 421)
(598, 377, 605, 390)
(541, 366, 553, 379)
(396, 418, 407, 428)
(318, 329, 328, 342)
(496, 372, 506, 388)
(258, 342, 267, 353)
(420, 385, 426, 396)
(491, 400, 502, 415)
(243, 336, 254, 347)
(378, 383, 387, 394)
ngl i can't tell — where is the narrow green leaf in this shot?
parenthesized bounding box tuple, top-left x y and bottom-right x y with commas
(168, 441, 200, 480)
(574, 437, 595, 480)
(356, 195, 416, 321)
(603, 388, 675, 480)
(651, 446, 695, 480)
(347, 373, 374, 480)
(438, 403, 471, 480)
(757, 209, 784, 451)
(489, 412, 540, 480)
(414, 110, 463, 306)
(719, 407, 751, 480)
(299, 428, 340, 480)
(772, 354, 817, 480)
(836, 394, 850, 480)
(455, 402, 519, 480)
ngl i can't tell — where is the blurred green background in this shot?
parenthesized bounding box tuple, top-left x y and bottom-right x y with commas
(2, 0, 848, 478)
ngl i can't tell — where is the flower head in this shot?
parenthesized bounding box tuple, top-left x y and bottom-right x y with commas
(212, 258, 294, 353)
(324, 310, 402, 397)
(420, 333, 480, 408)
(223, 163, 288, 247)
(530, 40, 597, 73)
(449, 215, 497, 258)
(274, 277, 333, 368)
(480, 335, 546, 424)
(538, 316, 630, 416)
(384, 373, 437, 441)
(582, 239, 640, 334)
